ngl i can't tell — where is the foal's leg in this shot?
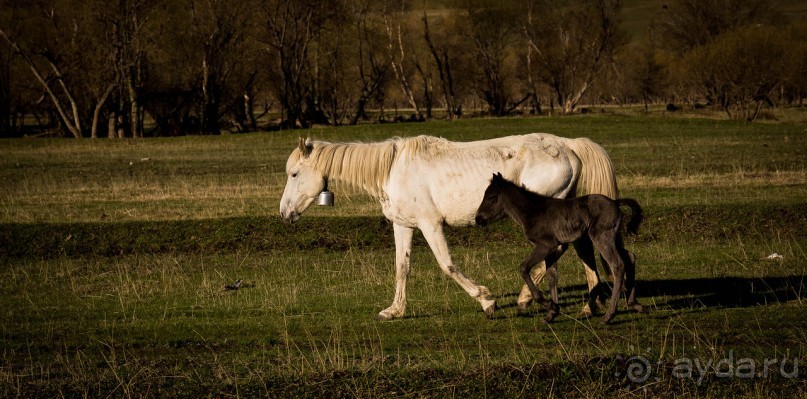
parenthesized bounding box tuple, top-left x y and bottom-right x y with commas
(516, 260, 546, 311)
(377, 223, 414, 321)
(620, 243, 645, 314)
(544, 261, 561, 323)
(592, 231, 625, 324)
(572, 237, 605, 317)
(520, 244, 559, 321)
(420, 221, 497, 318)
(517, 245, 568, 313)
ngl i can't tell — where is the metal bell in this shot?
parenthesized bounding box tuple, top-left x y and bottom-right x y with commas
(317, 178, 334, 206)
(317, 190, 334, 206)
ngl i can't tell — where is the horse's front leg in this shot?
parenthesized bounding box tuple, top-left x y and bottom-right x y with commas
(419, 222, 497, 318)
(376, 223, 414, 321)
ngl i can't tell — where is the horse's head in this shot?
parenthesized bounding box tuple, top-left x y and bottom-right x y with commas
(475, 173, 507, 227)
(280, 138, 327, 223)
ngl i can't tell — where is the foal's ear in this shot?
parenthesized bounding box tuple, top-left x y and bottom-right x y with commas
(298, 137, 314, 157)
(491, 172, 504, 183)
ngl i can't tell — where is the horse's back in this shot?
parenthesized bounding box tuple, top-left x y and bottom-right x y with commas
(387, 133, 583, 227)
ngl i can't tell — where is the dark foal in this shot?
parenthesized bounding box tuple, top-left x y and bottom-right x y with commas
(475, 173, 645, 324)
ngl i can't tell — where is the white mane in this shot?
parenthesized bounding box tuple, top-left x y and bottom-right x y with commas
(289, 135, 452, 198)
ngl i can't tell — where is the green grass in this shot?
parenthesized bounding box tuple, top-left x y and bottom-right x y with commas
(1, 113, 806, 397)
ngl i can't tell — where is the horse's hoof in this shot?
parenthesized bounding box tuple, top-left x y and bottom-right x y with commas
(375, 309, 400, 321)
(375, 313, 393, 321)
(483, 303, 498, 319)
(601, 314, 615, 324)
(579, 304, 595, 318)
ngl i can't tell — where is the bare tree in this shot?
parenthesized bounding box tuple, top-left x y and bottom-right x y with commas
(347, 0, 388, 125)
(657, 0, 781, 54)
(0, 30, 9, 137)
(383, 0, 420, 118)
(524, 0, 625, 114)
(262, 0, 337, 129)
(109, 0, 149, 138)
(0, 7, 86, 138)
(190, 0, 253, 134)
(422, 10, 461, 119)
(676, 25, 790, 121)
(464, 2, 525, 116)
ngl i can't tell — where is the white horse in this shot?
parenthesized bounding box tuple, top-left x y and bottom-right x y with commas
(280, 134, 619, 320)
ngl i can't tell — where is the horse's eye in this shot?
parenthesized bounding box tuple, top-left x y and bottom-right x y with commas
(291, 172, 298, 178)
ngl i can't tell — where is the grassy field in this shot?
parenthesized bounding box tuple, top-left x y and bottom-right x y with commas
(1, 111, 806, 397)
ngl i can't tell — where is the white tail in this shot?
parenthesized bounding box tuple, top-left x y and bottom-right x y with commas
(565, 137, 619, 199)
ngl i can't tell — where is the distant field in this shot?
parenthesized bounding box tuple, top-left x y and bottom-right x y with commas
(1, 112, 806, 397)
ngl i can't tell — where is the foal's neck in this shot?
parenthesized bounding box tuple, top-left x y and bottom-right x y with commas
(500, 184, 546, 227)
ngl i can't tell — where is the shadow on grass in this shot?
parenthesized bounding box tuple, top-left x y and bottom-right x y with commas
(496, 275, 806, 319)
(636, 274, 807, 309)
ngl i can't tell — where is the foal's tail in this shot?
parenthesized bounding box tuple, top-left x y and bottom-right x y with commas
(617, 198, 643, 236)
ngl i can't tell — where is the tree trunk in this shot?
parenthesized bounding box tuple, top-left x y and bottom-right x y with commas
(384, 12, 420, 117)
(108, 113, 116, 139)
(423, 12, 459, 119)
(415, 62, 433, 118)
(91, 84, 115, 139)
(125, 68, 140, 137)
(0, 47, 9, 137)
(245, 93, 257, 131)
(200, 59, 221, 134)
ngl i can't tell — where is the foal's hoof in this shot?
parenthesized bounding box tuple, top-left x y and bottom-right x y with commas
(579, 304, 595, 318)
(630, 303, 647, 314)
(601, 313, 615, 324)
(544, 309, 559, 323)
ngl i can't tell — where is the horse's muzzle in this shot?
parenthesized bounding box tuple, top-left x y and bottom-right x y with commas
(475, 215, 488, 227)
(281, 210, 300, 224)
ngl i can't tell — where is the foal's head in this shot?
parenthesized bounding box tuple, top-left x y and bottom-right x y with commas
(475, 173, 509, 226)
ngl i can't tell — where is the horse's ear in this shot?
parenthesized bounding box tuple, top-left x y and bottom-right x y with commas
(298, 137, 313, 157)
(492, 172, 504, 183)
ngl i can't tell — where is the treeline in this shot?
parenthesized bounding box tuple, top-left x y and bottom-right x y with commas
(1, 0, 805, 138)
